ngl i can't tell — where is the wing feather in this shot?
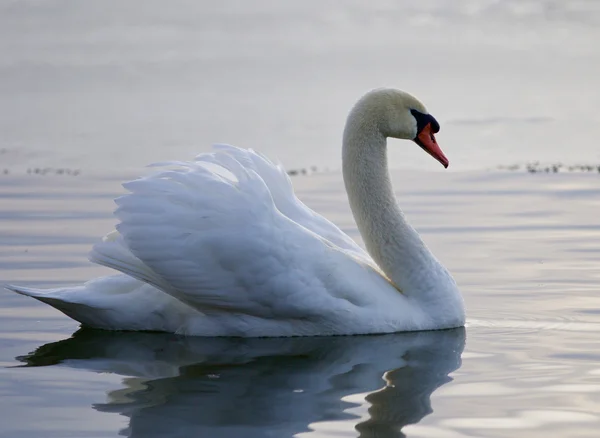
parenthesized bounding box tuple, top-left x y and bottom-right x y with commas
(99, 148, 382, 321)
(208, 145, 371, 263)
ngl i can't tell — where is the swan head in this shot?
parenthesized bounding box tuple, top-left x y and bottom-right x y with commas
(351, 88, 449, 168)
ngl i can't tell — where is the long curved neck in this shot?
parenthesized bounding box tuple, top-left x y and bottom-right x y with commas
(342, 115, 440, 293)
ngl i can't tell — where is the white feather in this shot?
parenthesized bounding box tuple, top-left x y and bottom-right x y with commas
(5, 89, 465, 337)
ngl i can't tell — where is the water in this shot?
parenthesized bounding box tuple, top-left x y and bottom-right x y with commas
(1, 0, 599, 172)
(2, 1, 600, 437)
(8, 329, 465, 438)
(2, 170, 600, 437)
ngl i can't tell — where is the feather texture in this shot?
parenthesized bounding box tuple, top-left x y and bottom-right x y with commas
(5, 89, 465, 336)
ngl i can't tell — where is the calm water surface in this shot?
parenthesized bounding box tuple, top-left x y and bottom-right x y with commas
(1, 1, 600, 437)
(2, 171, 600, 437)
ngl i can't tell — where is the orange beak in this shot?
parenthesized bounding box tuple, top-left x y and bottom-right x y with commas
(415, 123, 449, 168)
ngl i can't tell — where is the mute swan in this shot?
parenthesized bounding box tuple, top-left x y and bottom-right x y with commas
(6, 88, 465, 337)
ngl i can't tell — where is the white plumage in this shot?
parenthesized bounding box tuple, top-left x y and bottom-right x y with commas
(6, 89, 465, 336)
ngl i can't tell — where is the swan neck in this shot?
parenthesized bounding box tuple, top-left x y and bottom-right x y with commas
(342, 118, 434, 292)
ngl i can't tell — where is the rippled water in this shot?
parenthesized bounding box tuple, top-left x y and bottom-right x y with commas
(2, 170, 600, 437)
(2, 1, 600, 437)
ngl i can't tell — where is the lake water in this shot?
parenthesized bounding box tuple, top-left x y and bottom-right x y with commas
(1, 1, 600, 437)
(1, 0, 600, 172)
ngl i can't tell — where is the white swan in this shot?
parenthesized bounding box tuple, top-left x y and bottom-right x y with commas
(6, 88, 465, 337)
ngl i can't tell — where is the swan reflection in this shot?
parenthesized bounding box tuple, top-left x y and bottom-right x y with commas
(19, 328, 465, 437)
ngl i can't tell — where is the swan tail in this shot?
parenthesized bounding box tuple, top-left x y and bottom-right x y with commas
(5, 275, 198, 332)
(4, 282, 111, 328)
(5, 284, 70, 302)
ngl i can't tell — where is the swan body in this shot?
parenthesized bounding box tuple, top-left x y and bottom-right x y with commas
(5, 89, 465, 336)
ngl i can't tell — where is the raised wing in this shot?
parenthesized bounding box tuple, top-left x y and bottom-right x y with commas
(93, 149, 388, 330)
(211, 145, 371, 264)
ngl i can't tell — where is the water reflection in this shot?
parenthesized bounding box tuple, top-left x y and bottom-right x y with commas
(18, 328, 465, 438)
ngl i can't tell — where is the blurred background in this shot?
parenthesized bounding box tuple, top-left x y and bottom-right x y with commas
(1, 0, 599, 173)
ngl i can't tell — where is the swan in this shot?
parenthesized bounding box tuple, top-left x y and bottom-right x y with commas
(5, 88, 465, 337)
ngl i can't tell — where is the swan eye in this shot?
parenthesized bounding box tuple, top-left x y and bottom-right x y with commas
(410, 109, 440, 137)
